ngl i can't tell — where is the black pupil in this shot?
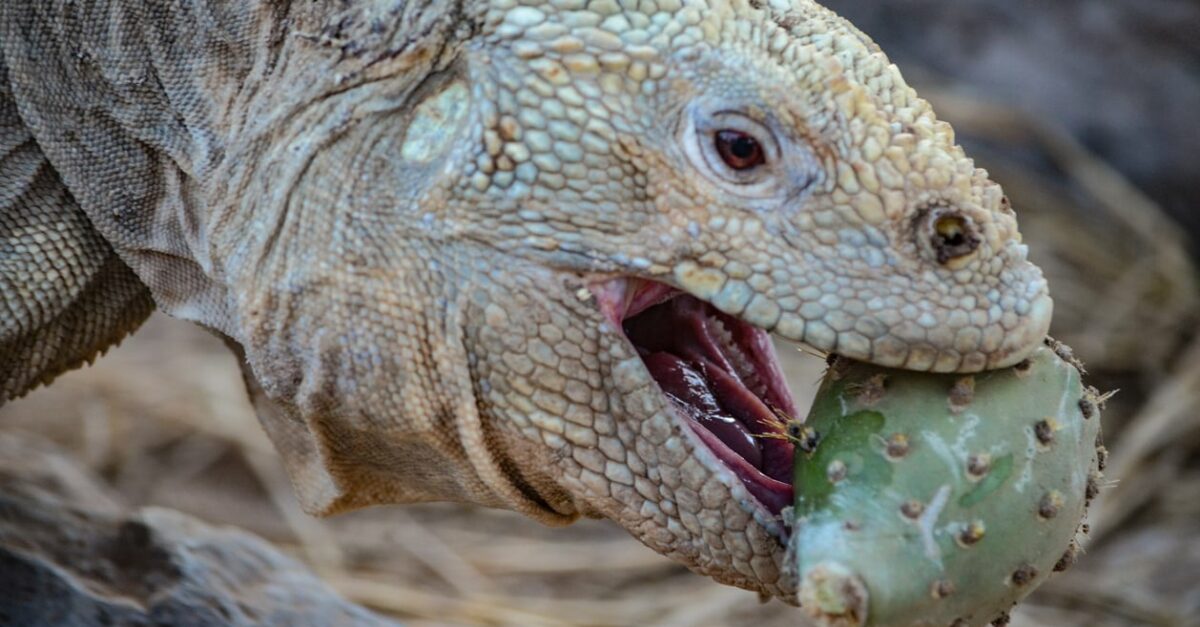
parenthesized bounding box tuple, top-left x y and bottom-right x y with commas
(731, 136, 756, 158)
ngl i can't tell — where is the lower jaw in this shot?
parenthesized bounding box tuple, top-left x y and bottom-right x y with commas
(597, 278, 802, 520)
(682, 416, 794, 515)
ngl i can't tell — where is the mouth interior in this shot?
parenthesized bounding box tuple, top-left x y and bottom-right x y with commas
(615, 282, 798, 516)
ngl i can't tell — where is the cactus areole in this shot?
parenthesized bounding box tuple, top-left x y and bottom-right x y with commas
(786, 341, 1104, 626)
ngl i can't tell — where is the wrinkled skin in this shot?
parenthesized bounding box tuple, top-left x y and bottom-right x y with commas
(0, 0, 1049, 601)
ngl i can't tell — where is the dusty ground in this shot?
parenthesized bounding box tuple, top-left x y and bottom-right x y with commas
(3, 2, 1199, 625)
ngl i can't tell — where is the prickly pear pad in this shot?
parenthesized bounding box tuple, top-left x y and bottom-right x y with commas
(786, 342, 1104, 627)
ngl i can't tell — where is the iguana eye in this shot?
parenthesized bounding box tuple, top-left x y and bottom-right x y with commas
(682, 108, 787, 198)
(714, 130, 765, 170)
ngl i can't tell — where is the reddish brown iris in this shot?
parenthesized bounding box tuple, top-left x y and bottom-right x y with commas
(714, 130, 765, 170)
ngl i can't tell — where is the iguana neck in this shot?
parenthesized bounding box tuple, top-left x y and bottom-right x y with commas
(2, 2, 475, 338)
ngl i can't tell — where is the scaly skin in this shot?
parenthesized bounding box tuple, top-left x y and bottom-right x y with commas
(1, 1, 1050, 601)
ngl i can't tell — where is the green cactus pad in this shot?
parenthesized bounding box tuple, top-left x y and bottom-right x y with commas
(787, 341, 1104, 627)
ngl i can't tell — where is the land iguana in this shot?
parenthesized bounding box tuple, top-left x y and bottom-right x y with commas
(0, 0, 1051, 602)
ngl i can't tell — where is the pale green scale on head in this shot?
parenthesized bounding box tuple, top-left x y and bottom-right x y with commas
(401, 81, 473, 163)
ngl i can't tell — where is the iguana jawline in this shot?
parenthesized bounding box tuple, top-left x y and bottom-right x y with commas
(595, 278, 798, 516)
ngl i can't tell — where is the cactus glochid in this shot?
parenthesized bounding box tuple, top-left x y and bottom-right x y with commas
(786, 340, 1105, 627)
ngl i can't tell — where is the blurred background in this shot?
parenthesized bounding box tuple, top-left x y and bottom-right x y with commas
(3, 1, 1198, 625)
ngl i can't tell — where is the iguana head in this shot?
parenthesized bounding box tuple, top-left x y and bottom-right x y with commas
(455, 0, 1050, 372)
(207, 0, 1051, 603)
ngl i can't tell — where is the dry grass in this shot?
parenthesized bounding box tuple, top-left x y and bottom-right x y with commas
(3, 91, 1198, 626)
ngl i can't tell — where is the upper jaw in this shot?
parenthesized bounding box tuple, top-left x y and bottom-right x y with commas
(668, 259, 1053, 373)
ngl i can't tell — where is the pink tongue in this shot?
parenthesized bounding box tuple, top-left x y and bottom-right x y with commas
(642, 352, 763, 469)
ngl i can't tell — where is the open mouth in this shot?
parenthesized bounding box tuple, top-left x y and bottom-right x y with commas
(592, 278, 799, 517)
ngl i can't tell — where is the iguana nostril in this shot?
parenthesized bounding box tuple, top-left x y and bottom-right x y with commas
(929, 212, 982, 264)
